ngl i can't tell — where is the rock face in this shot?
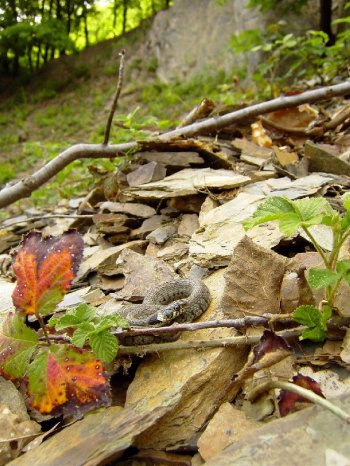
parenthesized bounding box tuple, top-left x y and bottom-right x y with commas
(147, 0, 319, 82)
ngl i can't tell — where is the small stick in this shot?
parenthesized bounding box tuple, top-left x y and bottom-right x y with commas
(249, 379, 350, 423)
(103, 49, 126, 145)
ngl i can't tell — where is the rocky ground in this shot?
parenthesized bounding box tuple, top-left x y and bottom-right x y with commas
(1, 90, 350, 465)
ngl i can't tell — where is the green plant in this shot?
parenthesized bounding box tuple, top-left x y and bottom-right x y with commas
(0, 231, 128, 418)
(244, 194, 350, 341)
(230, 17, 350, 96)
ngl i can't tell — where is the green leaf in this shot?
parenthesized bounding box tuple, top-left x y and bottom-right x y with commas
(89, 331, 118, 363)
(307, 268, 340, 289)
(71, 323, 94, 347)
(293, 305, 321, 327)
(243, 196, 295, 231)
(293, 197, 334, 223)
(300, 326, 326, 342)
(49, 304, 96, 330)
(336, 260, 350, 275)
(95, 314, 129, 330)
(342, 193, 350, 212)
(0, 313, 38, 379)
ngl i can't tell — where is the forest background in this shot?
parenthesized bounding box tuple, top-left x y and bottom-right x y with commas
(0, 0, 349, 214)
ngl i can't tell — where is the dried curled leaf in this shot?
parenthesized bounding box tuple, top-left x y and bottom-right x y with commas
(12, 231, 84, 316)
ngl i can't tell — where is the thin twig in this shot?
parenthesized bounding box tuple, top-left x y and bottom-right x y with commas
(249, 379, 350, 423)
(117, 328, 303, 355)
(103, 50, 126, 145)
(1, 81, 349, 209)
(115, 313, 294, 338)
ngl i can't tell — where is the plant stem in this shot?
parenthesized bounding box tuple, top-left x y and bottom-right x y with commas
(249, 379, 350, 423)
(301, 225, 329, 266)
(36, 314, 51, 346)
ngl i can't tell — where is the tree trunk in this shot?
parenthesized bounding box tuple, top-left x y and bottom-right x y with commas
(319, 0, 335, 45)
(83, 4, 89, 47)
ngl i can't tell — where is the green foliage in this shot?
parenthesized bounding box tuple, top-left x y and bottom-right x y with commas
(230, 18, 350, 95)
(244, 194, 350, 341)
(293, 305, 332, 342)
(49, 304, 129, 363)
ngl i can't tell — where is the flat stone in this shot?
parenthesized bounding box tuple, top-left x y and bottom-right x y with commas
(189, 192, 283, 267)
(178, 214, 199, 237)
(126, 269, 249, 450)
(76, 241, 146, 280)
(202, 395, 350, 466)
(125, 168, 250, 199)
(113, 249, 176, 301)
(139, 151, 204, 167)
(197, 402, 260, 461)
(131, 215, 170, 238)
(98, 201, 156, 218)
(146, 224, 177, 244)
(157, 242, 189, 260)
(242, 174, 334, 199)
(126, 161, 167, 187)
(305, 140, 350, 176)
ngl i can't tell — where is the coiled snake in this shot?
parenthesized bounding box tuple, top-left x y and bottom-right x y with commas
(119, 278, 211, 327)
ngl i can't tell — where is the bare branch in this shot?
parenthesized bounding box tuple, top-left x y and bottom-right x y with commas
(103, 50, 126, 145)
(117, 327, 303, 355)
(115, 313, 295, 338)
(1, 80, 349, 209)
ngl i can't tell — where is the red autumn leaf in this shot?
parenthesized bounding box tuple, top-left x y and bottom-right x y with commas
(27, 344, 110, 417)
(279, 374, 324, 417)
(12, 231, 83, 316)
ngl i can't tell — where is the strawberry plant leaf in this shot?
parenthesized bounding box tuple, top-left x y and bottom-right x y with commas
(342, 193, 350, 212)
(293, 305, 321, 327)
(49, 304, 96, 330)
(27, 344, 110, 416)
(307, 268, 340, 289)
(89, 331, 119, 363)
(71, 324, 94, 347)
(0, 313, 38, 379)
(300, 326, 326, 342)
(12, 231, 84, 316)
(243, 196, 295, 231)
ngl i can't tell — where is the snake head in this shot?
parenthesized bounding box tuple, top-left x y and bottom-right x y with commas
(156, 300, 185, 324)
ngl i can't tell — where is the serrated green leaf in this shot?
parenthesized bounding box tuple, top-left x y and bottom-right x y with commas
(300, 326, 326, 342)
(278, 213, 302, 235)
(243, 196, 295, 231)
(71, 324, 94, 347)
(293, 305, 321, 327)
(89, 331, 118, 363)
(294, 197, 331, 220)
(307, 268, 340, 289)
(96, 314, 129, 330)
(341, 212, 350, 231)
(49, 304, 96, 330)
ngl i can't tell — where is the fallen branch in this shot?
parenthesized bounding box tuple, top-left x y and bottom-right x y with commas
(115, 313, 294, 337)
(117, 327, 303, 355)
(1, 80, 349, 208)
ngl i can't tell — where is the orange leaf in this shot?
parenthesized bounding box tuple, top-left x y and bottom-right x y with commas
(27, 345, 110, 416)
(12, 231, 83, 316)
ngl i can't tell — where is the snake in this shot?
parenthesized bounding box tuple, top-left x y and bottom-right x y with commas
(118, 278, 211, 328)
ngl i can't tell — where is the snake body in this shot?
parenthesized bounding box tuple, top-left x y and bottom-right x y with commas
(119, 278, 211, 327)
